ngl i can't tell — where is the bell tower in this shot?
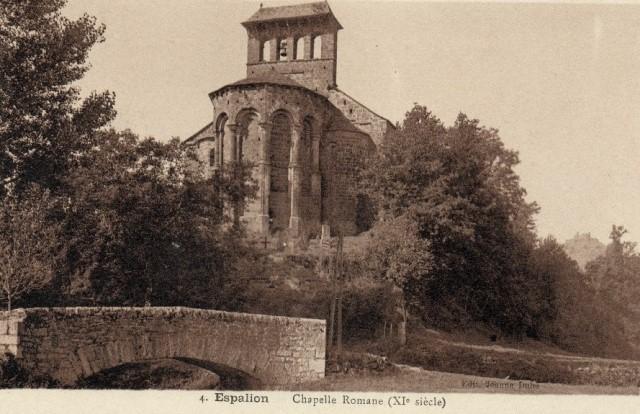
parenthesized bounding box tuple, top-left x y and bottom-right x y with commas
(242, 2, 342, 95)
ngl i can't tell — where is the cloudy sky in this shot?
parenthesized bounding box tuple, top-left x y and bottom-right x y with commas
(63, 0, 640, 243)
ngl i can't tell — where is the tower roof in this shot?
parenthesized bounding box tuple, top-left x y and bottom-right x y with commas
(209, 72, 325, 99)
(242, 2, 342, 29)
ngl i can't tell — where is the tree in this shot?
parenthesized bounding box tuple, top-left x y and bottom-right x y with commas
(0, 185, 61, 310)
(56, 129, 257, 307)
(359, 216, 434, 344)
(586, 225, 640, 309)
(361, 105, 540, 334)
(0, 0, 115, 197)
(526, 235, 636, 358)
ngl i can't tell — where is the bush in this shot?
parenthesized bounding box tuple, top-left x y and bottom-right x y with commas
(0, 353, 58, 388)
(342, 284, 395, 342)
(225, 257, 395, 343)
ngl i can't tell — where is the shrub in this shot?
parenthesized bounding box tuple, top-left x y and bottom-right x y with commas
(0, 353, 58, 388)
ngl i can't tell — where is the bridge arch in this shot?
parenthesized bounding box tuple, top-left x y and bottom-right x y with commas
(0, 307, 326, 387)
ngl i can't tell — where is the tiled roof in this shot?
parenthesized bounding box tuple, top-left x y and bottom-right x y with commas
(184, 121, 213, 144)
(327, 112, 365, 134)
(243, 2, 342, 29)
(230, 72, 304, 88)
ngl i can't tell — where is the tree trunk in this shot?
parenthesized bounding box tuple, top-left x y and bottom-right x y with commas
(328, 270, 336, 353)
(397, 320, 407, 345)
(336, 289, 343, 360)
(397, 300, 408, 346)
(335, 233, 344, 362)
(7, 294, 11, 311)
(328, 296, 336, 351)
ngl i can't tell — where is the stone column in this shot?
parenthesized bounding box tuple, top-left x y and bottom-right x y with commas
(304, 35, 312, 60)
(286, 36, 295, 61)
(289, 122, 302, 236)
(213, 124, 224, 213)
(258, 121, 272, 235)
(247, 36, 261, 64)
(269, 38, 278, 62)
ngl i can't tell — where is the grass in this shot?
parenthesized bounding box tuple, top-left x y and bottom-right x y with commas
(286, 367, 640, 395)
(347, 326, 640, 388)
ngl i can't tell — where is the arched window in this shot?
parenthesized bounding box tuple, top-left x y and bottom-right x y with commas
(261, 40, 270, 62)
(277, 38, 288, 61)
(215, 114, 228, 165)
(269, 112, 292, 231)
(312, 35, 322, 59)
(295, 37, 305, 60)
(209, 148, 215, 167)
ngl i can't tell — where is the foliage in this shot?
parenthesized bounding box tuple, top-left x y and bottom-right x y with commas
(0, 185, 61, 310)
(225, 251, 395, 342)
(389, 331, 639, 387)
(0, 0, 116, 197)
(0, 352, 58, 388)
(526, 236, 633, 358)
(361, 105, 539, 334)
(358, 216, 433, 311)
(56, 129, 257, 307)
(580, 226, 640, 358)
(585, 225, 640, 302)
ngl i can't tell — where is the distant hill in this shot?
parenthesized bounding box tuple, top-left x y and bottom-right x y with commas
(563, 233, 606, 270)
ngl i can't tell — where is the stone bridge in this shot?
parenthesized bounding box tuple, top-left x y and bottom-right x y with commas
(0, 307, 326, 386)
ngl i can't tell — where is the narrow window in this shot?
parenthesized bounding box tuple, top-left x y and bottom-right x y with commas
(261, 40, 269, 62)
(296, 37, 305, 60)
(209, 148, 215, 167)
(312, 36, 322, 59)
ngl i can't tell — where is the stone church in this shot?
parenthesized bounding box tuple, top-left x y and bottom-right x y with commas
(185, 1, 392, 244)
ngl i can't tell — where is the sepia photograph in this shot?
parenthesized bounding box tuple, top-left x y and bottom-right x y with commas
(0, 0, 639, 411)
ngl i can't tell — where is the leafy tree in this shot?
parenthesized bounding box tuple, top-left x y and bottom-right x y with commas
(0, 185, 61, 310)
(586, 225, 640, 313)
(526, 235, 635, 358)
(0, 0, 115, 197)
(586, 226, 639, 295)
(362, 105, 539, 334)
(358, 216, 433, 344)
(57, 129, 257, 307)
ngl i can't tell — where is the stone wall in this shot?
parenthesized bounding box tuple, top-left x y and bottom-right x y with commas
(0, 307, 326, 386)
(322, 126, 376, 236)
(248, 59, 337, 96)
(328, 88, 393, 147)
(188, 81, 387, 240)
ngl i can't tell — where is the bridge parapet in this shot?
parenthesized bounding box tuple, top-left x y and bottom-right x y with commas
(0, 307, 326, 386)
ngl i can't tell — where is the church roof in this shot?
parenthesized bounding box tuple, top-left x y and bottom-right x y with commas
(184, 121, 214, 144)
(327, 112, 366, 134)
(242, 2, 342, 29)
(209, 72, 323, 98)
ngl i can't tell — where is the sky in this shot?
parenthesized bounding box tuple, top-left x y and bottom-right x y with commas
(62, 0, 640, 244)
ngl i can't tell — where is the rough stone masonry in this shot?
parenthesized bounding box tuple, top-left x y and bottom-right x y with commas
(0, 307, 326, 386)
